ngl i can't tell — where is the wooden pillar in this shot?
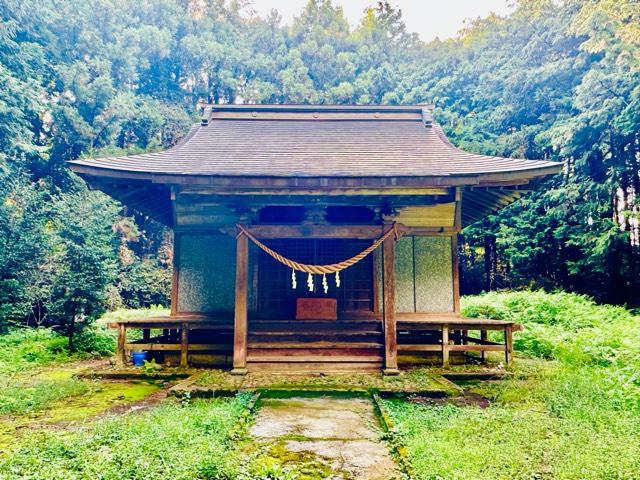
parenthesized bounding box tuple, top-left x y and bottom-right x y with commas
(442, 324, 450, 368)
(505, 325, 513, 365)
(480, 329, 488, 363)
(142, 329, 150, 342)
(231, 233, 249, 375)
(180, 322, 189, 367)
(117, 323, 126, 366)
(382, 234, 399, 375)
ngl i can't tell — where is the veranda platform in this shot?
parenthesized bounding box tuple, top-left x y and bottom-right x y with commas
(108, 314, 520, 371)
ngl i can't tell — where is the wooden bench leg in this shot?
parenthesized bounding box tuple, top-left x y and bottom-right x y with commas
(505, 326, 513, 365)
(481, 330, 487, 363)
(180, 323, 189, 367)
(117, 324, 126, 366)
(442, 325, 450, 368)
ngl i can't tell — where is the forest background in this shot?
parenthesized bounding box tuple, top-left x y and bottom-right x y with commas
(1, 0, 638, 342)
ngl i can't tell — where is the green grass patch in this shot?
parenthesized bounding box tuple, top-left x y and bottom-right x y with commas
(0, 309, 168, 416)
(385, 291, 640, 479)
(0, 394, 251, 480)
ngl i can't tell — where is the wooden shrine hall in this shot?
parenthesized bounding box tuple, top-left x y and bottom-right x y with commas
(69, 104, 561, 373)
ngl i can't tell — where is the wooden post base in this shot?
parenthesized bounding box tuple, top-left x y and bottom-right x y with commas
(382, 368, 400, 376)
(230, 368, 248, 376)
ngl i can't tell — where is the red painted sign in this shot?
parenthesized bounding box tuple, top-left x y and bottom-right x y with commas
(296, 298, 338, 320)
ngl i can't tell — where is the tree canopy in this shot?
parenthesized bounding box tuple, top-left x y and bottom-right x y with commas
(0, 0, 638, 337)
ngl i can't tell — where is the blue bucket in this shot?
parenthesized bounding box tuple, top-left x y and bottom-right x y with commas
(131, 351, 147, 366)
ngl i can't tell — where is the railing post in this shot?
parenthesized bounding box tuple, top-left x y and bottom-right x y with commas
(480, 329, 488, 363)
(180, 322, 189, 367)
(505, 325, 513, 365)
(117, 323, 126, 366)
(442, 324, 450, 368)
(232, 232, 249, 375)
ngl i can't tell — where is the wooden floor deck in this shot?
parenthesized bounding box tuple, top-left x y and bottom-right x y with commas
(109, 313, 519, 372)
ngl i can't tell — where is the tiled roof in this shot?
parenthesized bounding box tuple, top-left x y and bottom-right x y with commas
(69, 105, 560, 180)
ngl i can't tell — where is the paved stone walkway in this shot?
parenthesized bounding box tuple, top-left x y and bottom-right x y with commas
(248, 395, 401, 479)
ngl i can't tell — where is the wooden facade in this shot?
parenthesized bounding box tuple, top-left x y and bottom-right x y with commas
(70, 104, 560, 373)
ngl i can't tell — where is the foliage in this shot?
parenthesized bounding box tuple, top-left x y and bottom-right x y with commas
(0, 326, 113, 416)
(0, 0, 639, 346)
(0, 375, 89, 416)
(461, 290, 640, 371)
(384, 291, 640, 479)
(0, 396, 251, 480)
(0, 328, 80, 375)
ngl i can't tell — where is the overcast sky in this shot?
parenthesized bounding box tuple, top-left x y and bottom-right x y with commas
(247, 0, 514, 42)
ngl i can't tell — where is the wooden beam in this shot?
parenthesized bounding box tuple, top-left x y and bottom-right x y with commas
(231, 232, 249, 374)
(382, 233, 399, 374)
(117, 324, 126, 366)
(181, 187, 451, 196)
(180, 323, 189, 367)
(481, 330, 488, 363)
(505, 325, 513, 365)
(442, 325, 450, 368)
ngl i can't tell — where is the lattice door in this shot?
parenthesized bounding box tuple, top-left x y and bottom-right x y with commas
(256, 239, 374, 319)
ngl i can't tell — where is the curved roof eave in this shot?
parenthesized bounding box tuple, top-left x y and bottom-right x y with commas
(67, 104, 563, 187)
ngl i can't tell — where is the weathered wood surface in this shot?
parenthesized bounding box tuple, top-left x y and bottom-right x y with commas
(180, 322, 189, 367)
(117, 323, 126, 366)
(232, 232, 249, 373)
(382, 233, 398, 374)
(111, 314, 516, 369)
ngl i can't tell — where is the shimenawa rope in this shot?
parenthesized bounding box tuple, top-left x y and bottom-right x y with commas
(236, 223, 398, 275)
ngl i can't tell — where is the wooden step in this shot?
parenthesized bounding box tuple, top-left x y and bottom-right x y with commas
(246, 362, 382, 373)
(249, 323, 382, 333)
(248, 341, 383, 349)
(247, 354, 383, 363)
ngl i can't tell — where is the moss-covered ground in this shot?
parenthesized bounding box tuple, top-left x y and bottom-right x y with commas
(191, 368, 456, 395)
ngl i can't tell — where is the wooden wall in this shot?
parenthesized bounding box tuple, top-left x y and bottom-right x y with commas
(390, 236, 454, 313)
(177, 233, 236, 314)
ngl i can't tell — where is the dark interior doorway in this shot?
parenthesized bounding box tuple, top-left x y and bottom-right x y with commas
(256, 239, 375, 319)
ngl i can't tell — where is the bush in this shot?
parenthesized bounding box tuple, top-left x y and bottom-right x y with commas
(461, 290, 640, 369)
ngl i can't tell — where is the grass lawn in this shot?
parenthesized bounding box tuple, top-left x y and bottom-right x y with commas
(0, 396, 251, 480)
(1, 293, 639, 479)
(384, 291, 640, 480)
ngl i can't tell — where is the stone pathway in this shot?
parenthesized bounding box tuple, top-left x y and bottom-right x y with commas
(247, 395, 401, 479)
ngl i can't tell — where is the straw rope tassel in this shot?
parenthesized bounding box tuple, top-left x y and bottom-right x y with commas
(322, 273, 328, 294)
(291, 268, 297, 289)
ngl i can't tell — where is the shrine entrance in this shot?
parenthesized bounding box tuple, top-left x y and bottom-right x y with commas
(256, 238, 376, 320)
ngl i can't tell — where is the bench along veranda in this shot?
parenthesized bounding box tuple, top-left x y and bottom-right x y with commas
(71, 104, 559, 373)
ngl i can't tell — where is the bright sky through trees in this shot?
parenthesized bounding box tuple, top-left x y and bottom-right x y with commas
(248, 0, 514, 40)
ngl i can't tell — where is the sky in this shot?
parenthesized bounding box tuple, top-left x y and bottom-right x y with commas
(247, 0, 515, 42)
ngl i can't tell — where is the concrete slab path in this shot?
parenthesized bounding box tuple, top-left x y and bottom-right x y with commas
(247, 395, 401, 479)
